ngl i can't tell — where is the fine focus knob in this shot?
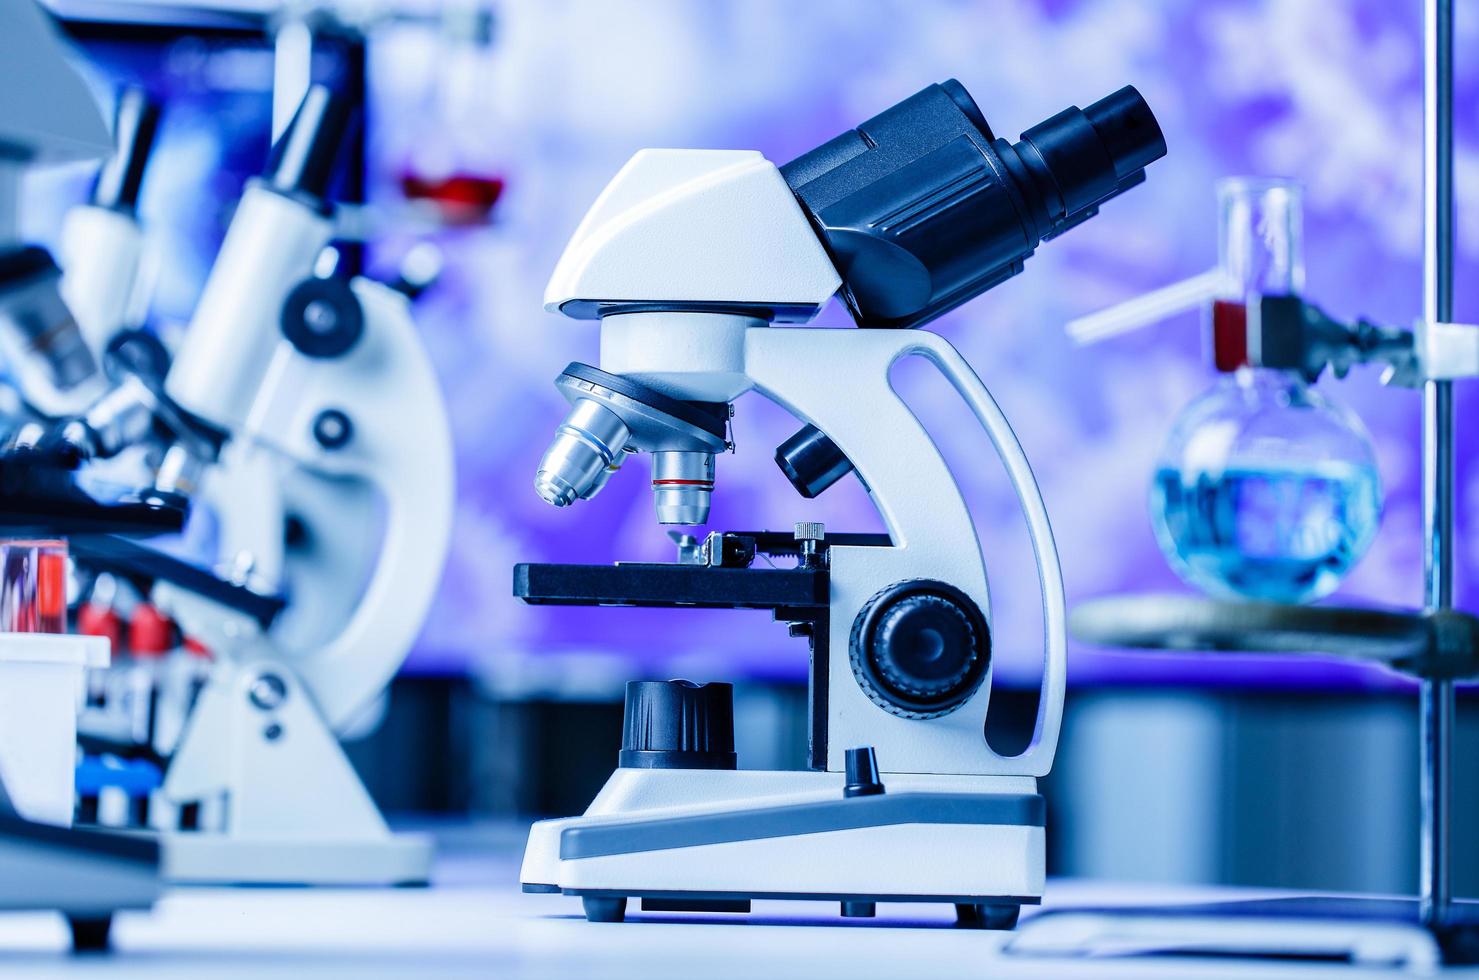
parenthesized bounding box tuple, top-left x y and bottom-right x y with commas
(849, 580, 990, 719)
(619, 680, 736, 770)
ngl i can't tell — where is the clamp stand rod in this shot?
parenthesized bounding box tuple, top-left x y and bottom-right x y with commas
(1420, 0, 1456, 928)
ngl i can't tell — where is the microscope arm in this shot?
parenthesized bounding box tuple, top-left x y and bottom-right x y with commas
(745, 326, 1067, 777)
(243, 278, 454, 732)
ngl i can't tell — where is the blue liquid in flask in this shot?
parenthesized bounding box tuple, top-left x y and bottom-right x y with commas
(1151, 461, 1381, 603)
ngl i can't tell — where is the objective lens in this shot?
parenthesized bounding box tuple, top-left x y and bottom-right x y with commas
(652, 450, 714, 525)
(0, 250, 99, 394)
(534, 398, 631, 507)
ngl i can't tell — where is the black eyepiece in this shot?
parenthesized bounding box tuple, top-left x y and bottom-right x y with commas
(93, 86, 161, 213)
(781, 79, 1166, 331)
(266, 85, 352, 205)
(1018, 85, 1165, 219)
(1084, 85, 1166, 180)
(775, 79, 1166, 497)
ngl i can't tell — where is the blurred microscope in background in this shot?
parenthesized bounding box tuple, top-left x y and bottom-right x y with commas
(1, 0, 501, 883)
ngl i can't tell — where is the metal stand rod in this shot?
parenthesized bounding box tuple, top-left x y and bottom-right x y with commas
(1420, 0, 1456, 930)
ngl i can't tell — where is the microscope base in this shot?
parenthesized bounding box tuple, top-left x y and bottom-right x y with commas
(160, 830, 433, 887)
(522, 768, 1044, 926)
(0, 814, 160, 951)
(158, 656, 434, 886)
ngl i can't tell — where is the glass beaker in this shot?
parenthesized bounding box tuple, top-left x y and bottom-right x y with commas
(0, 539, 68, 634)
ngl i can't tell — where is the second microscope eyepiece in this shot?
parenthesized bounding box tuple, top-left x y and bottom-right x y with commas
(781, 79, 1166, 331)
(266, 85, 353, 208)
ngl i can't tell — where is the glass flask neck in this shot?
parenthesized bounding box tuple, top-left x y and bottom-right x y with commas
(1230, 365, 1305, 390)
(1216, 176, 1305, 298)
(1223, 365, 1311, 408)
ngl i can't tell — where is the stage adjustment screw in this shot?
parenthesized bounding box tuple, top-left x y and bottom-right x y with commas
(794, 521, 826, 568)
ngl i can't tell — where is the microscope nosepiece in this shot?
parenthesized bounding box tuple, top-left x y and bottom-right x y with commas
(534, 398, 630, 507)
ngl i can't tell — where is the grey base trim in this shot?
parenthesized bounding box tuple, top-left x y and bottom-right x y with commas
(559, 791, 1044, 860)
(567, 887, 1041, 906)
(522, 882, 560, 894)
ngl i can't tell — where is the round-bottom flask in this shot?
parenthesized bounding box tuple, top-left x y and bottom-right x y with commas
(1150, 369, 1381, 603)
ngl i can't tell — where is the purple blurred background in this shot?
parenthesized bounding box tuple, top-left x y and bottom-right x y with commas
(397, 0, 1479, 691)
(36, 0, 1479, 690)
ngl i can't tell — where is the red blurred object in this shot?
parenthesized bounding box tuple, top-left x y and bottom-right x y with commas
(36, 550, 67, 634)
(128, 602, 176, 658)
(182, 636, 213, 660)
(1212, 298, 1249, 373)
(400, 171, 505, 223)
(77, 601, 124, 655)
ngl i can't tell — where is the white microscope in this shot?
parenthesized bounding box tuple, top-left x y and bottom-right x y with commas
(518, 80, 1166, 925)
(57, 85, 455, 886)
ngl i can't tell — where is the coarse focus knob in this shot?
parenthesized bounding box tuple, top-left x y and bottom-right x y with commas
(281, 276, 363, 358)
(619, 680, 736, 770)
(849, 580, 990, 719)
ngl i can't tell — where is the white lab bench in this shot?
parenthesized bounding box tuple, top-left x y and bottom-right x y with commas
(0, 822, 1475, 979)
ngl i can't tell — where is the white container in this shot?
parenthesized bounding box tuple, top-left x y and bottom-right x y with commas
(0, 633, 108, 826)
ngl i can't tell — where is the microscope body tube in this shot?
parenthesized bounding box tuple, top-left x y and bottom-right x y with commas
(165, 182, 333, 432)
(59, 205, 144, 355)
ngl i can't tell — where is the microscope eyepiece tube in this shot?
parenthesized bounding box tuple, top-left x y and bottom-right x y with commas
(266, 85, 352, 209)
(164, 86, 346, 432)
(652, 450, 715, 526)
(781, 80, 1166, 330)
(92, 86, 161, 214)
(535, 398, 631, 507)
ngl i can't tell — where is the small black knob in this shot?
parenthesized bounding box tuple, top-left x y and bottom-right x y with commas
(775, 424, 854, 499)
(619, 680, 736, 770)
(850, 580, 990, 719)
(844, 746, 885, 798)
(312, 409, 353, 450)
(281, 277, 363, 358)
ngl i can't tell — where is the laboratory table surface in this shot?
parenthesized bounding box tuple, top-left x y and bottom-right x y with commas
(1, 821, 1475, 979)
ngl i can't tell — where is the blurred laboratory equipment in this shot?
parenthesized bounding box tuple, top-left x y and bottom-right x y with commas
(0, 0, 196, 951)
(1070, 176, 1411, 603)
(1151, 179, 1383, 603)
(1026, 0, 1479, 964)
(59, 86, 162, 361)
(51, 82, 454, 888)
(393, 3, 505, 227)
(518, 79, 1165, 926)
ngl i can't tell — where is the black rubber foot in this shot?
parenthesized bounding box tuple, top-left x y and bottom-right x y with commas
(840, 901, 876, 918)
(68, 914, 113, 953)
(582, 896, 627, 923)
(955, 903, 1020, 930)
